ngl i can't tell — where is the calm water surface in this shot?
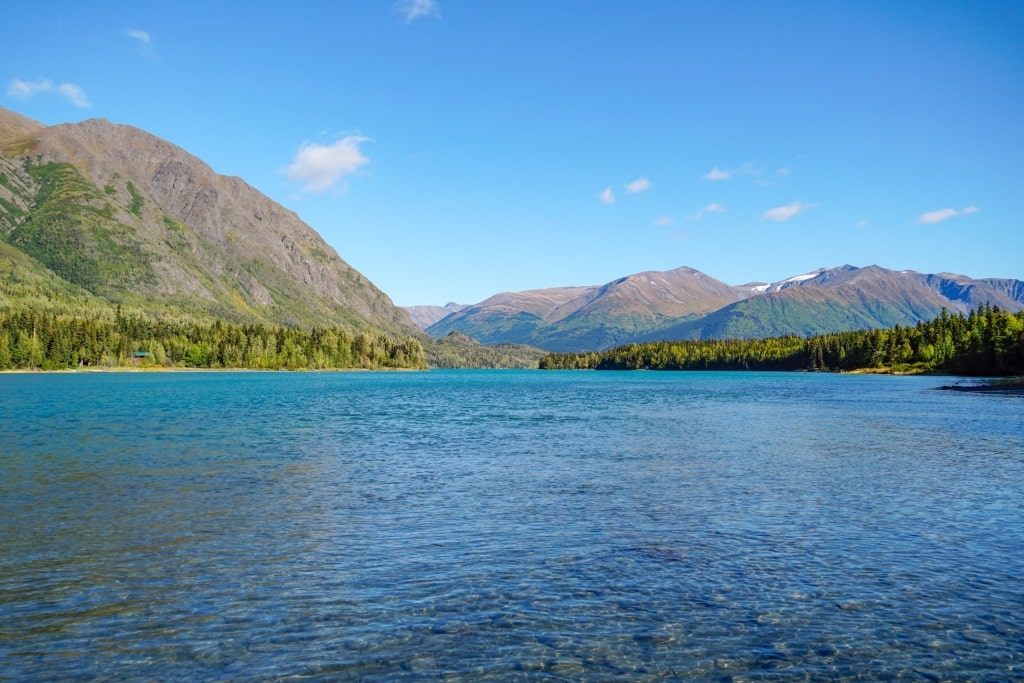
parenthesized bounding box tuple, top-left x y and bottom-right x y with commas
(1, 370, 1022, 681)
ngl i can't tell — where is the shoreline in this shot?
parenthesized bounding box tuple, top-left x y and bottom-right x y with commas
(937, 377, 1024, 394)
(3, 367, 1022, 385)
(0, 366, 424, 374)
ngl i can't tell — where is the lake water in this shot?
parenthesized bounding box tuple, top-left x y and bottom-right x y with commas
(1, 370, 1022, 681)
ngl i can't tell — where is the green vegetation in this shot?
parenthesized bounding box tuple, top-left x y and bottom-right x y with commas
(0, 307, 426, 370)
(540, 305, 1024, 377)
(125, 181, 144, 217)
(426, 331, 546, 369)
(162, 215, 183, 231)
(5, 161, 155, 293)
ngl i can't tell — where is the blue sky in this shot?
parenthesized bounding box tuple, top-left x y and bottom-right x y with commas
(4, 1, 1023, 306)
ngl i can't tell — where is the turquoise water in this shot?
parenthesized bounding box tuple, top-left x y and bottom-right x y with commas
(1, 370, 1022, 681)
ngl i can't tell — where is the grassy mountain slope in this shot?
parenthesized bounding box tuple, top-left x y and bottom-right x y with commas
(0, 237, 107, 311)
(0, 108, 43, 142)
(648, 285, 947, 340)
(0, 107, 417, 335)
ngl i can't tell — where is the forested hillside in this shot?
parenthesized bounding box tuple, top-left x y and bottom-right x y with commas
(540, 305, 1024, 377)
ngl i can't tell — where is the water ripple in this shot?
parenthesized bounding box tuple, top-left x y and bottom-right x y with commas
(1, 371, 1022, 680)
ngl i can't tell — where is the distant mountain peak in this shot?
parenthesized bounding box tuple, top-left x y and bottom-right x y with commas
(416, 263, 1024, 352)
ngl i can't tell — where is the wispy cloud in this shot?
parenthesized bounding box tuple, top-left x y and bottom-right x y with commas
(125, 27, 159, 61)
(600, 177, 649, 202)
(126, 28, 151, 43)
(654, 216, 673, 226)
(917, 206, 979, 224)
(396, 0, 440, 23)
(625, 177, 651, 194)
(703, 162, 759, 182)
(284, 136, 371, 195)
(763, 201, 812, 222)
(7, 78, 52, 100)
(56, 83, 91, 108)
(755, 166, 792, 187)
(7, 78, 91, 108)
(687, 202, 727, 221)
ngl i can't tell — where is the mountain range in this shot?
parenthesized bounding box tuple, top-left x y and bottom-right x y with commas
(0, 106, 417, 336)
(4, 106, 1021, 360)
(415, 265, 1024, 352)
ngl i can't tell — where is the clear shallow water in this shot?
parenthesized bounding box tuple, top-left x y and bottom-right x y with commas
(1, 370, 1022, 681)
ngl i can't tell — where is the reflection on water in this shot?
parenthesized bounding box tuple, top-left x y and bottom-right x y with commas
(1, 370, 1022, 680)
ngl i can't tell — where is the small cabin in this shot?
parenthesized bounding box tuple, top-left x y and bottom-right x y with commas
(131, 351, 151, 367)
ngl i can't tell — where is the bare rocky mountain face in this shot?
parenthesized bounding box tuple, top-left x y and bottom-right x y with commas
(0, 107, 418, 335)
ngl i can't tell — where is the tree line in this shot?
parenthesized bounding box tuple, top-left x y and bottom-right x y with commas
(539, 305, 1024, 376)
(0, 307, 426, 371)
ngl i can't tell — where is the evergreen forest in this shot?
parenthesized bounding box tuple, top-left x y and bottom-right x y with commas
(0, 307, 427, 371)
(539, 305, 1024, 377)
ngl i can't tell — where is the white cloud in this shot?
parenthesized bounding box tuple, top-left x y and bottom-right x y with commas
(704, 162, 761, 182)
(703, 166, 732, 181)
(396, 0, 440, 23)
(126, 28, 151, 43)
(284, 136, 371, 195)
(626, 177, 651, 194)
(57, 83, 91, 108)
(763, 201, 812, 222)
(654, 216, 673, 226)
(599, 187, 615, 204)
(687, 202, 727, 221)
(917, 206, 980, 224)
(7, 78, 53, 100)
(7, 78, 90, 108)
(125, 27, 159, 61)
